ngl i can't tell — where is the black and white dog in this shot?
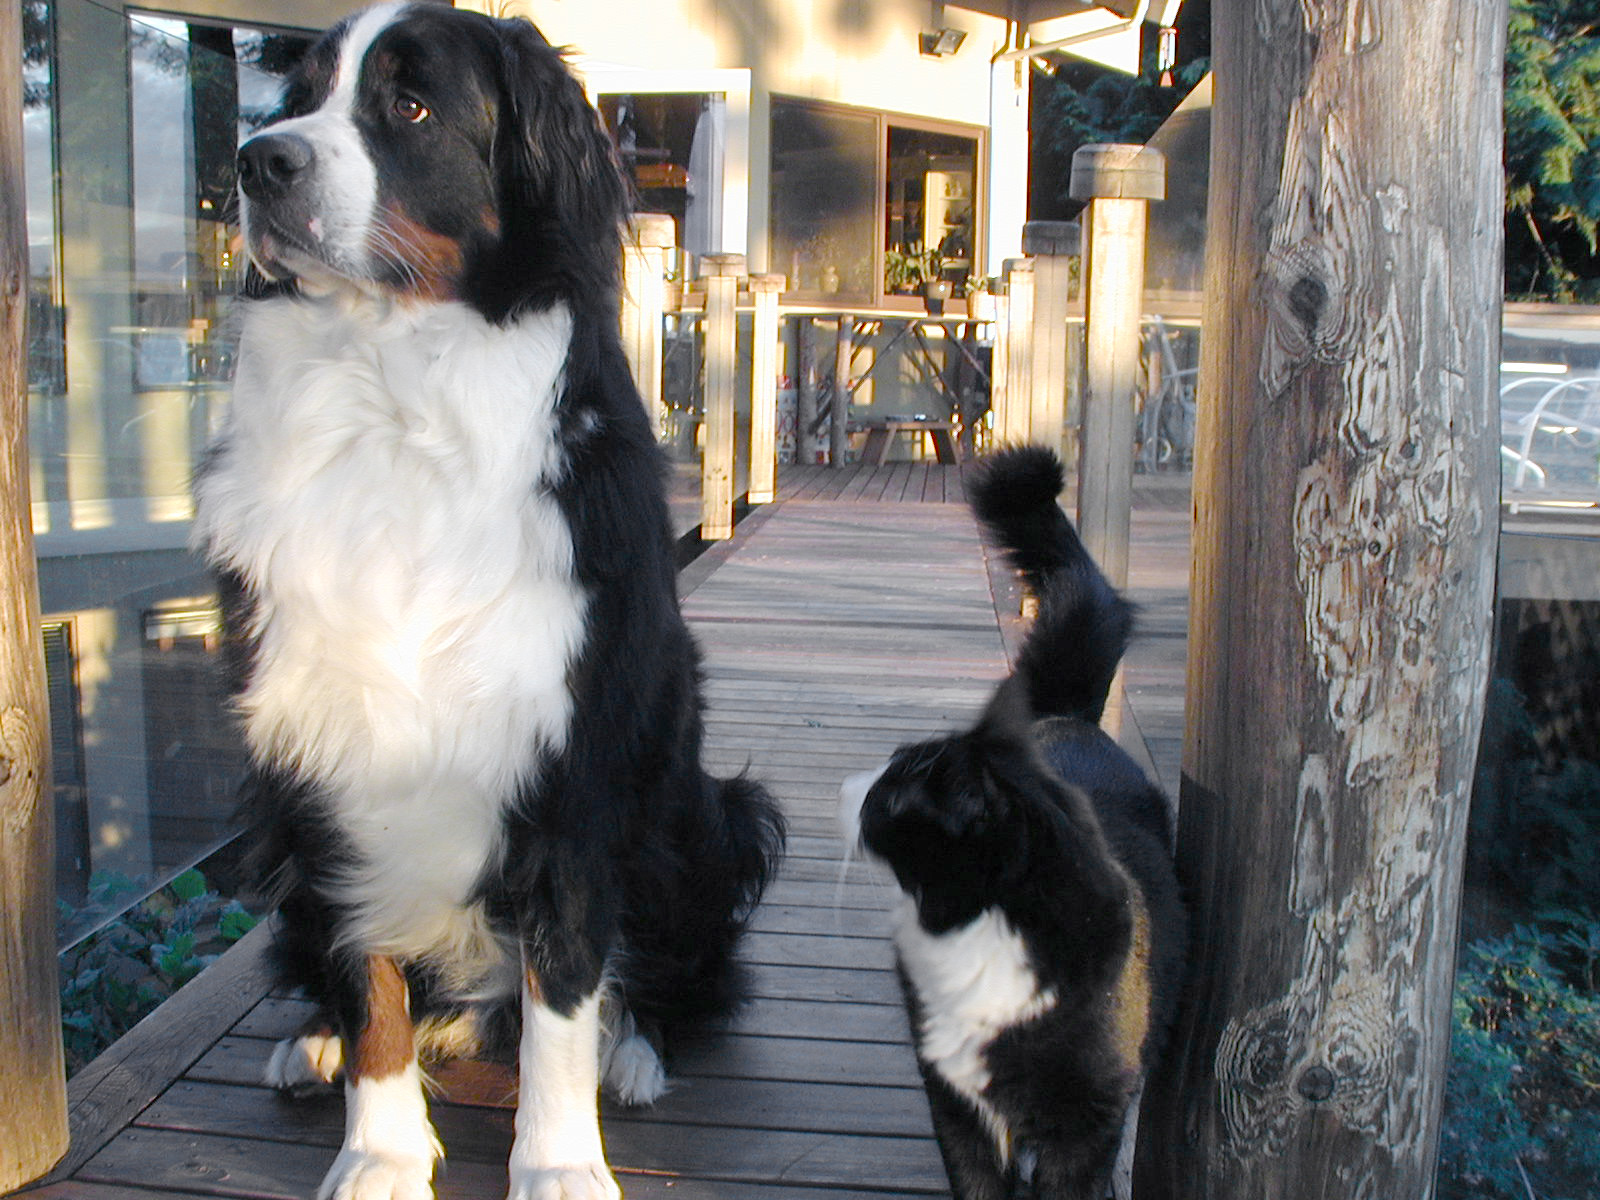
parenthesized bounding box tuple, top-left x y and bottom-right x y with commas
(196, 6, 783, 1199)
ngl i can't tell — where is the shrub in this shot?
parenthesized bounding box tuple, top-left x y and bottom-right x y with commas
(58, 868, 259, 1075)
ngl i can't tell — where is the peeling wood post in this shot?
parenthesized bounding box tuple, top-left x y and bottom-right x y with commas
(1134, 1, 1505, 1196)
(1, 0, 70, 1186)
(1023, 220, 1080, 470)
(622, 213, 676, 440)
(1072, 147, 1162, 590)
(747, 274, 785, 503)
(831, 315, 853, 466)
(699, 253, 744, 541)
(997, 257, 1035, 446)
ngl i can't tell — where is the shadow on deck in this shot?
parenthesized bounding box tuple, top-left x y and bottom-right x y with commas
(23, 462, 1192, 1200)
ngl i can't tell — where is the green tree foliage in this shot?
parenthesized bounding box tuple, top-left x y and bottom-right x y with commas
(1506, 0, 1600, 301)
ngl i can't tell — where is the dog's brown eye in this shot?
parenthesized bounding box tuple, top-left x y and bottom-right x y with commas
(394, 96, 429, 124)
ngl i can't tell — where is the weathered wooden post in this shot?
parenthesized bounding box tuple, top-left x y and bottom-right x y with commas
(1, 1, 70, 1186)
(1134, 1, 1504, 1196)
(831, 315, 854, 467)
(997, 257, 1034, 446)
(987, 282, 1011, 450)
(747, 274, 785, 503)
(621, 213, 675, 438)
(797, 318, 820, 465)
(1072, 146, 1163, 589)
(1022, 220, 1080, 469)
(699, 253, 744, 541)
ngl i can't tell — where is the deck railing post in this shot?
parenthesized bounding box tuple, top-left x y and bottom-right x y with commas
(1022, 220, 1080, 468)
(1071, 144, 1164, 589)
(997, 257, 1035, 446)
(700, 252, 745, 540)
(622, 214, 676, 440)
(797, 318, 820, 465)
(1, 1, 69, 1186)
(747, 274, 785, 503)
(831, 315, 854, 467)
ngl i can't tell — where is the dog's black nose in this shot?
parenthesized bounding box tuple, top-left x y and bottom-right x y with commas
(237, 132, 314, 202)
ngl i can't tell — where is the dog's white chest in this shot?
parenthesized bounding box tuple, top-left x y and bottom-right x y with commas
(196, 297, 586, 968)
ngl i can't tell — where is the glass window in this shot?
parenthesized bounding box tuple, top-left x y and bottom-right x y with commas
(769, 99, 879, 304)
(27, 0, 315, 939)
(600, 92, 727, 261)
(769, 97, 982, 308)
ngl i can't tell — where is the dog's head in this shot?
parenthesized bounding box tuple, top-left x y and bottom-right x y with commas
(236, 2, 627, 321)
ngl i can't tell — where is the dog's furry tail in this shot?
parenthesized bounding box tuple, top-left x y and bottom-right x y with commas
(970, 445, 1134, 725)
(620, 772, 785, 1037)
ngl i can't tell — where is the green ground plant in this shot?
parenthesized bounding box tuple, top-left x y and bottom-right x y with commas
(57, 868, 259, 1075)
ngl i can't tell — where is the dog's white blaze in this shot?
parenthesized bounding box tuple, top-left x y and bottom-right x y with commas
(893, 900, 1058, 1156)
(508, 985, 619, 1200)
(194, 297, 585, 985)
(319, 1065, 441, 1200)
(239, 4, 405, 285)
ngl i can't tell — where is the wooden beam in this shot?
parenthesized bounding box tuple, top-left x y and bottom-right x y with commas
(622, 214, 675, 440)
(747, 274, 785, 503)
(1070, 149, 1162, 590)
(1135, 0, 1505, 1195)
(699, 253, 744, 541)
(0, 0, 70, 1186)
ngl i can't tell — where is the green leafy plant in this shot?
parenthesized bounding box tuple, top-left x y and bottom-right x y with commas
(1441, 911, 1600, 1199)
(883, 244, 943, 292)
(58, 868, 260, 1075)
(1504, 0, 1600, 301)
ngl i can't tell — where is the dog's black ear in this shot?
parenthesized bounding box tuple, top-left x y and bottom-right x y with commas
(489, 17, 629, 316)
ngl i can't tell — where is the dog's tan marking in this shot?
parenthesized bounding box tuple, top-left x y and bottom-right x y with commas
(348, 953, 415, 1082)
(373, 204, 466, 301)
(1110, 897, 1153, 1074)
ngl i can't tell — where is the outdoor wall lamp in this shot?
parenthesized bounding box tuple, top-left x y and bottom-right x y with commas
(919, 27, 967, 56)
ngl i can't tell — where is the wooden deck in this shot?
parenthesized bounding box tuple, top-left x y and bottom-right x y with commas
(22, 461, 1193, 1200)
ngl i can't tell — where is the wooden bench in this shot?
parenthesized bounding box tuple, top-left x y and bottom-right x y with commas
(857, 419, 960, 466)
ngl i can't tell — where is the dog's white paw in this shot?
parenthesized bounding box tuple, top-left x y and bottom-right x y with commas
(506, 1163, 621, 1200)
(601, 1032, 668, 1107)
(265, 1031, 344, 1090)
(316, 1149, 435, 1200)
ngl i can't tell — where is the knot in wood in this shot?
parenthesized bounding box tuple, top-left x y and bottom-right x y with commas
(1297, 1063, 1336, 1103)
(0, 707, 42, 831)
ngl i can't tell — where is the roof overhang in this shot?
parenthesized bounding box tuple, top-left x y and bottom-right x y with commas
(946, 1, 1180, 25)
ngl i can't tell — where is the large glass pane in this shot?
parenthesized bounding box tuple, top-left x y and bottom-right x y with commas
(27, 0, 314, 941)
(884, 124, 977, 299)
(600, 91, 725, 261)
(769, 98, 877, 304)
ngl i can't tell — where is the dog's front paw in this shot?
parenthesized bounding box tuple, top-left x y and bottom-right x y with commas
(265, 1032, 344, 1092)
(506, 1163, 621, 1200)
(317, 1148, 435, 1200)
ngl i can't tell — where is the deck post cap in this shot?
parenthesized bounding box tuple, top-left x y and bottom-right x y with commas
(1022, 220, 1081, 257)
(629, 213, 677, 248)
(748, 274, 786, 293)
(699, 253, 748, 278)
(1069, 144, 1166, 202)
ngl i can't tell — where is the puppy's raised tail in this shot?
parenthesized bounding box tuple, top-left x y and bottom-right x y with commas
(969, 445, 1134, 725)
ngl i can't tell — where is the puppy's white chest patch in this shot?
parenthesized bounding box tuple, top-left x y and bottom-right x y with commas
(894, 902, 1057, 1128)
(195, 297, 587, 974)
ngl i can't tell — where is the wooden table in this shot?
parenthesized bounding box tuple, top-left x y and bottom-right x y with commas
(857, 418, 960, 465)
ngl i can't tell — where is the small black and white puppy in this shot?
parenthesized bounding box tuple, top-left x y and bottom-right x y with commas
(840, 447, 1187, 1200)
(195, 6, 782, 1200)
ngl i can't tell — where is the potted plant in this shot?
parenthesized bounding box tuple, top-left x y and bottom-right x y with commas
(965, 275, 998, 321)
(884, 244, 945, 311)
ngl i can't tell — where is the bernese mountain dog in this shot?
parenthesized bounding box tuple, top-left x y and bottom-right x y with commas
(194, 5, 784, 1198)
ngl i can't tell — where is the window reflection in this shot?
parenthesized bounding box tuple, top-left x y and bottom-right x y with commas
(770, 99, 878, 303)
(26, 0, 313, 938)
